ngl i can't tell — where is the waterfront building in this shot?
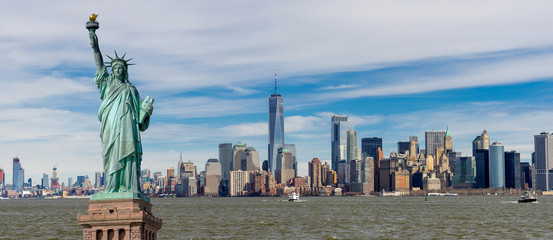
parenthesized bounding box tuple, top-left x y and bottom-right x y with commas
(423, 173, 441, 191)
(472, 130, 490, 156)
(50, 167, 59, 189)
(489, 142, 505, 188)
(326, 169, 337, 186)
(321, 162, 330, 186)
(425, 131, 446, 156)
(534, 132, 553, 191)
(268, 74, 285, 174)
(276, 148, 294, 185)
(219, 143, 233, 180)
(177, 177, 197, 197)
(474, 149, 490, 188)
(338, 160, 347, 184)
(392, 170, 410, 193)
(205, 159, 222, 196)
(12, 157, 24, 193)
(42, 173, 49, 189)
(308, 158, 322, 188)
(362, 137, 382, 160)
(332, 115, 352, 172)
(504, 151, 521, 189)
(167, 168, 175, 179)
(520, 162, 533, 189)
(229, 170, 251, 196)
(233, 142, 247, 171)
(68, 177, 73, 188)
(0, 168, 4, 187)
(452, 156, 476, 187)
(241, 147, 260, 171)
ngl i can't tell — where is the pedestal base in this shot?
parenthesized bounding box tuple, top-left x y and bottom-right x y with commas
(78, 199, 162, 240)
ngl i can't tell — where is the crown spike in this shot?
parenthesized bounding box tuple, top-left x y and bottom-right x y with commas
(105, 55, 113, 60)
(121, 53, 127, 59)
(114, 50, 119, 59)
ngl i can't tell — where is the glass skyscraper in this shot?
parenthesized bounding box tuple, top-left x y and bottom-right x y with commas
(361, 137, 382, 160)
(534, 132, 553, 191)
(489, 142, 505, 188)
(12, 157, 24, 192)
(331, 115, 352, 172)
(268, 80, 284, 174)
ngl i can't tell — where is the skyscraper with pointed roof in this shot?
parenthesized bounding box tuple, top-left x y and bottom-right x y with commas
(268, 71, 284, 174)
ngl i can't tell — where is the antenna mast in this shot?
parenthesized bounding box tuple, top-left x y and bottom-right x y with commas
(274, 69, 278, 94)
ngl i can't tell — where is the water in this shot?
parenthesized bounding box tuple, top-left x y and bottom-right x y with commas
(0, 196, 551, 239)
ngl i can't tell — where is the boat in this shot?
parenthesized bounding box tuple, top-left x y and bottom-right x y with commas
(518, 192, 537, 203)
(288, 192, 299, 202)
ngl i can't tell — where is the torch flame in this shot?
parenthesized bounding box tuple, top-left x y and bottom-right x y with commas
(90, 13, 98, 21)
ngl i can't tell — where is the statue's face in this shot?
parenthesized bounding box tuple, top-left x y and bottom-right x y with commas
(112, 64, 125, 78)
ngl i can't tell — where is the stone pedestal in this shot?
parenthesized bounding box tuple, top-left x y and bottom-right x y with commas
(78, 199, 162, 240)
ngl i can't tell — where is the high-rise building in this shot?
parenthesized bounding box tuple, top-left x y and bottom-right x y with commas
(51, 167, 59, 189)
(397, 141, 410, 155)
(241, 147, 260, 171)
(331, 115, 352, 172)
(504, 151, 521, 189)
(425, 131, 446, 156)
(284, 144, 297, 177)
(205, 159, 221, 196)
(219, 143, 233, 180)
(361, 137, 382, 160)
(268, 73, 285, 174)
(452, 156, 476, 187)
(309, 158, 322, 188)
(233, 142, 247, 171)
(12, 157, 24, 193)
(0, 168, 4, 187)
(276, 148, 295, 185)
(474, 149, 490, 188)
(409, 136, 419, 155)
(229, 170, 251, 196)
(347, 129, 359, 163)
(95, 172, 103, 189)
(42, 173, 49, 189)
(444, 127, 453, 153)
(534, 132, 553, 191)
(489, 142, 505, 188)
(178, 161, 196, 179)
(472, 130, 490, 156)
(520, 162, 532, 189)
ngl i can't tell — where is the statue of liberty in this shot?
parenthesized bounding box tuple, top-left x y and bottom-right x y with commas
(87, 14, 154, 201)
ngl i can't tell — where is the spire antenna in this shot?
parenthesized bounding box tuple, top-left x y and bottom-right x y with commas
(274, 69, 278, 94)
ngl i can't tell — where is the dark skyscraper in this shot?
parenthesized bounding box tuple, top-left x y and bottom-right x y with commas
(397, 141, 410, 154)
(474, 149, 489, 188)
(520, 162, 532, 189)
(268, 72, 284, 174)
(504, 151, 521, 189)
(362, 137, 382, 159)
(219, 143, 233, 180)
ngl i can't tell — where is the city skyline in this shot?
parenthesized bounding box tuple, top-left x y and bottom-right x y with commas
(2, 1, 553, 183)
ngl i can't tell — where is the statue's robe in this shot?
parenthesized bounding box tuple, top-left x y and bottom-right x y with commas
(95, 66, 149, 193)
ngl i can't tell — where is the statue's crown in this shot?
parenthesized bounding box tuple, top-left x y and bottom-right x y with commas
(105, 50, 135, 68)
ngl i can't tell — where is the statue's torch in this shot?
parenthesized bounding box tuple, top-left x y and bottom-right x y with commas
(86, 13, 99, 32)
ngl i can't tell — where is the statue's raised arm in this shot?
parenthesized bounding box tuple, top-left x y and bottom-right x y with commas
(87, 14, 104, 72)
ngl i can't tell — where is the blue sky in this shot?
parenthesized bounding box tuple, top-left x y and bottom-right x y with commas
(2, 1, 553, 184)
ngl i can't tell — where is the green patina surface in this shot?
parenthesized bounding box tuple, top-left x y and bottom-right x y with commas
(88, 17, 154, 202)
